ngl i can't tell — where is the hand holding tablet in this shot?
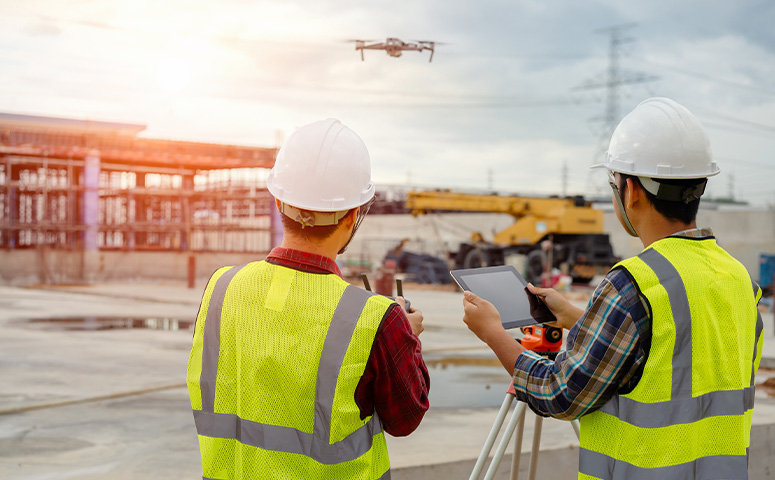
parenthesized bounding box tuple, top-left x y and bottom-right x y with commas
(451, 265, 556, 329)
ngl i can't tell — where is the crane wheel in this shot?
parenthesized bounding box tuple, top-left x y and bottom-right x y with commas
(463, 248, 485, 269)
(526, 250, 544, 285)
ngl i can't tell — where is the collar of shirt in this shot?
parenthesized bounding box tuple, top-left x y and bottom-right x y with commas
(670, 227, 714, 239)
(265, 247, 343, 277)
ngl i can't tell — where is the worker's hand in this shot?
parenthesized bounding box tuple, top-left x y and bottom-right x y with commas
(463, 291, 524, 373)
(462, 291, 504, 344)
(397, 297, 424, 336)
(526, 283, 583, 330)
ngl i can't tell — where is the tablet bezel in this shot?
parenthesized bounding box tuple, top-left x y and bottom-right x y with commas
(451, 265, 539, 329)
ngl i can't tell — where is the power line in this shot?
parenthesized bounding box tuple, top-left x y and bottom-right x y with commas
(702, 122, 775, 139)
(696, 111, 775, 133)
(633, 57, 775, 97)
(714, 156, 775, 170)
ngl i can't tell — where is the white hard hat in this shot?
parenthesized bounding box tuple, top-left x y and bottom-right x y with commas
(592, 97, 720, 179)
(267, 119, 375, 215)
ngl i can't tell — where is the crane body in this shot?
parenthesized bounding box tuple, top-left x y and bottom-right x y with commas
(405, 190, 619, 284)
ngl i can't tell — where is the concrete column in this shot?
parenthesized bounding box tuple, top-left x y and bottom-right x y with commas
(7, 160, 20, 248)
(81, 151, 100, 251)
(127, 187, 136, 251)
(134, 172, 147, 249)
(181, 174, 194, 252)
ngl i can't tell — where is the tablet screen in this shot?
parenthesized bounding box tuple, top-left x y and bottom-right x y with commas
(451, 265, 550, 329)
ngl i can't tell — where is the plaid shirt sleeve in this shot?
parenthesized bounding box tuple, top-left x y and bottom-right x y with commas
(511, 268, 651, 420)
(355, 304, 430, 436)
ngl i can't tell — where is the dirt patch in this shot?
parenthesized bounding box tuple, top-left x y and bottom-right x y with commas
(758, 378, 775, 397)
(757, 368, 775, 398)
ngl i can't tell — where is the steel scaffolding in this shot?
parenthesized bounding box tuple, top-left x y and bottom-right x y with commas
(0, 113, 277, 253)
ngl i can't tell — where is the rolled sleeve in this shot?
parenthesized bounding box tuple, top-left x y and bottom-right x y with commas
(511, 269, 649, 420)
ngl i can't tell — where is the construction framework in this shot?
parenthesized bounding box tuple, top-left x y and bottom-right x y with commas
(0, 113, 278, 256)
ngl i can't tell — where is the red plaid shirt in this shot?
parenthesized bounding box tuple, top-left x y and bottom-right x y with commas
(266, 247, 429, 437)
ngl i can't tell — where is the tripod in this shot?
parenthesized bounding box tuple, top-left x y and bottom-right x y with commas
(469, 347, 580, 480)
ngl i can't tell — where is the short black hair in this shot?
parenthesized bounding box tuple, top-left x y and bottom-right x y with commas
(620, 174, 703, 224)
(280, 208, 355, 241)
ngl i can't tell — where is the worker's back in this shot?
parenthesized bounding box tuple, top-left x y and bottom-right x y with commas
(579, 235, 762, 479)
(187, 260, 393, 479)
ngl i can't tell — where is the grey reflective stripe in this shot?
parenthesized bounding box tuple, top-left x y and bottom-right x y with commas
(751, 276, 764, 388)
(200, 264, 247, 412)
(597, 386, 754, 428)
(579, 448, 748, 480)
(315, 284, 372, 443)
(639, 248, 692, 399)
(195, 277, 384, 465)
(193, 409, 381, 464)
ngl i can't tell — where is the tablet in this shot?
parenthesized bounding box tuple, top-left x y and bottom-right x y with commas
(451, 265, 555, 329)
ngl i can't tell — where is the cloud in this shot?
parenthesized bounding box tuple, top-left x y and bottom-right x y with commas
(23, 18, 63, 37)
(0, 0, 773, 204)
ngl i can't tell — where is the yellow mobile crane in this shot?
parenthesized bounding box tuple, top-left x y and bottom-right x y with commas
(405, 190, 618, 284)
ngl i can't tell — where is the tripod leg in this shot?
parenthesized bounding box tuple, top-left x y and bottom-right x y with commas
(483, 402, 526, 480)
(469, 393, 515, 480)
(571, 419, 580, 439)
(527, 415, 543, 480)
(509, 404, 527, 480)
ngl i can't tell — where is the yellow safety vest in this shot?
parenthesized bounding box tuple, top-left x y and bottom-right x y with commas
(579, 236, 763, 480)
(186, 261, 393, 480)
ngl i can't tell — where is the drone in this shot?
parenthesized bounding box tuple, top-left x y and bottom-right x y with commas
(351, 38, 437, 62)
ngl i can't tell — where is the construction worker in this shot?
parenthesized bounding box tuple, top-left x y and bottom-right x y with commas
(462, 97, 763, 479)
(186, 118, 429, 479)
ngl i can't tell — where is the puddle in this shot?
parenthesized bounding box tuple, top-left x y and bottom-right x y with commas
(25, 317, 193, 332)
(17, 321, 514, 408)
(425, 356, 515, 409)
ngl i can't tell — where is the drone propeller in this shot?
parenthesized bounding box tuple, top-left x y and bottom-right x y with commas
(411, 40, 444, 62)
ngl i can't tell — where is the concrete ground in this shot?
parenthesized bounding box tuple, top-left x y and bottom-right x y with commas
(1, 280, 774, 479)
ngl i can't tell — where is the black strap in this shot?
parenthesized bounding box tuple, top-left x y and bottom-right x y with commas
(654, 179, 707, 204)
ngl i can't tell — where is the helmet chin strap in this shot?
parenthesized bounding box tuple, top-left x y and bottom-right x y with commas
(613, 185, 639, 237)
(337, 197, 375, 255)
(338, 230, 356, 255)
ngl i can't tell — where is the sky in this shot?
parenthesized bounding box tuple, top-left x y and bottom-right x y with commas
(1, 0, 774, 204)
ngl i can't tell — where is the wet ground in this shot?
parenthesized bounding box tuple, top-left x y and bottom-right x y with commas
(21, 316, 193, 332)
(2, 283, 774, 479)
(14, 315, 516, 410)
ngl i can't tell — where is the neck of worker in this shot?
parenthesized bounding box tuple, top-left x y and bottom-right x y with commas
(280, 235, 343, 261)
(633, 209, 697, 249)
(279, 211, 356, 261)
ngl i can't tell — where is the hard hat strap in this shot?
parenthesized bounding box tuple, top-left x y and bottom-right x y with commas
(608, 171, 639, 237)
(639, 177, 707, 204)
(278, 202, 350, 227)
(337, 196, 375, 255)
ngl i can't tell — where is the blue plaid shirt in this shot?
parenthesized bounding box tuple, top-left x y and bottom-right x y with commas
(511, 228, 714, 420)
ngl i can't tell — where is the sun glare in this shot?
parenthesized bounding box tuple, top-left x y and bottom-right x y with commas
(157, 57, 192, 93)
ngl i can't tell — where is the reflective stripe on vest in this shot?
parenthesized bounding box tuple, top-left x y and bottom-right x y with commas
(579, 245, 762, 479)
(580, 449, 749, 480)
(192, 264, 384, 466)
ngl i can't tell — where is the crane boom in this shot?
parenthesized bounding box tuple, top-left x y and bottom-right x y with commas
(406, 190, 604, 245)
(404, 189, 618, 284)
